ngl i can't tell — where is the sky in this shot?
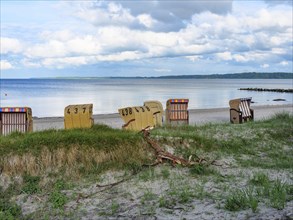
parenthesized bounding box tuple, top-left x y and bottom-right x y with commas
(0, 0, 292, 78)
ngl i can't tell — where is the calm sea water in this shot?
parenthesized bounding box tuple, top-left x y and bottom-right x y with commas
(0, 78, 292, 117)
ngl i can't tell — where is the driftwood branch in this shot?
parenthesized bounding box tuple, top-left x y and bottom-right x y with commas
(142, 130, 211, 167)
(76, 130, 222, 204)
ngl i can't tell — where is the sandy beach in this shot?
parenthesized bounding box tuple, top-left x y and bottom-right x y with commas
(33, 104, 293, 131)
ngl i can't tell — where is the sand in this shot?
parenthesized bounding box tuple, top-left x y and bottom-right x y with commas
(33, 104, 293, 131)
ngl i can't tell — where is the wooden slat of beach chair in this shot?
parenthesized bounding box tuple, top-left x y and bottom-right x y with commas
(239, 100, 251, 118)
(239, 101, 246, 117)
(239, 101, 248, 118)
(170, 103, 173, 120)
(239, 102, 245, 117)
(183, 104, 186, 119)
(244, 100, 252, 117)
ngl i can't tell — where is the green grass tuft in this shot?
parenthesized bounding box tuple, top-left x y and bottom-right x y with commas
(22, 174, 41, 194)
(0, 186, 23, 219)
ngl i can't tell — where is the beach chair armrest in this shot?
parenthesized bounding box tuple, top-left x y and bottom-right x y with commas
(122, 119, 135, 128)
(230, 108, 242, 114)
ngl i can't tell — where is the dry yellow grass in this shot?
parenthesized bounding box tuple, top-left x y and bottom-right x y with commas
(1, 144, 148, 177)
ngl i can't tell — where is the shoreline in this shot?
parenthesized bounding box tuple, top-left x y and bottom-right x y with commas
(33, 104, 293, 132)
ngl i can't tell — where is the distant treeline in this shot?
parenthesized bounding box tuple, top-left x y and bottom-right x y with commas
(154, 72, 293, 79)
(109, 72, 292, 79)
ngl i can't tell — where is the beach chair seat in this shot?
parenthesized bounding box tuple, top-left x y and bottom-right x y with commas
(0, 107, 33, 136)
(229, 98, 254, 124)
(118, 106, 155, 131)
(166, 99, 189, 125)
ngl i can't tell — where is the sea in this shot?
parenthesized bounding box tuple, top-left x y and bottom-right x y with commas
(0, 78, 292, 117)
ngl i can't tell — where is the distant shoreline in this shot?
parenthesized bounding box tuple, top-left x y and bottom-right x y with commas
(111, 72, 293, 79)
(1, 72, 292, 80)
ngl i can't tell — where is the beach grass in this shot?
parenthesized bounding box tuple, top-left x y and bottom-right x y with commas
(0, 125, 150, 177)
(0, 112, 292, 218)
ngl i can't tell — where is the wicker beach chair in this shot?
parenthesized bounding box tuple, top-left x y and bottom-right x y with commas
(229, 98, 254, 124)
(165, 99, 189, 125)
(118, 106, 155, 131)
(0, 107, 33, 136)
(144, 100, 164, 127)
(64, 104, 94, 129)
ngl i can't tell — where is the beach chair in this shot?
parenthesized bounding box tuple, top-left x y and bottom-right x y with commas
(143, 100, 164, 127)
(0, 107, 33, 136)
(118, 106, 155, 131)
(229, 98, 254, 124)
(64, 104, 94, 129)
(166, 99, 189, 125)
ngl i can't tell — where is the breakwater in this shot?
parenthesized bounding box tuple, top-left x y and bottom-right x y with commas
(239, 88, 293, 93)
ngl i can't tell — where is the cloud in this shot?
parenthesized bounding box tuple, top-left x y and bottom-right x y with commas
(74, 2, 135, 27)
(37, 51, 146, 69)
(71, 1, 232, 31)
(0, 60, 14, 70)
(216, 52, 233, 61)
(117, 0, 232, 28)
(41, 56, 97, 69)
(185, 55, 203, 62)
(279, 61, 289, 66)
(22, 25, 220, 67)
(19, 4, 293, 68)
(25, 32, 103, 58)
(0, 37, 23, 54)
(137, 14, 157, 28)
(21, 59, 41, 68)
(154, 68, 171, 72)
(261, 63, 270, 68)
(1, 1, 292, 73)
(25, 40, 67, 58)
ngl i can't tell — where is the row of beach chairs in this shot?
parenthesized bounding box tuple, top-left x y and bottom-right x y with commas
(0, 97, 253, 135)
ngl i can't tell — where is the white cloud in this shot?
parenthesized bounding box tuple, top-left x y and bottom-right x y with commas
(137, 14, 157, 28)
(233, 54, 251, 63)
(41, 56, 97, 69)
(95, 51, 145, 62)
(0, 60, 14, 70)
(2, 1, 292, 71)
(21, 59, 41, 68)
(71, 1, 232, 31)
(73, 1, 147, 28)
(115, 0, 232, 31)
(0, 37, 23, 54)
(279, 61, 289, 66)
(25, 35, 102, 58)
(261, 63, 270, 68)
(39, 51, 145, 68)
(216, 52, 233, 61)
(25, 40, 67, 58)
(185, 55, 203, 62)
(154, 68, 171, 72)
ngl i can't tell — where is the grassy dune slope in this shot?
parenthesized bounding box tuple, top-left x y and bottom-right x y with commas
(0, 113, 292, 219)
